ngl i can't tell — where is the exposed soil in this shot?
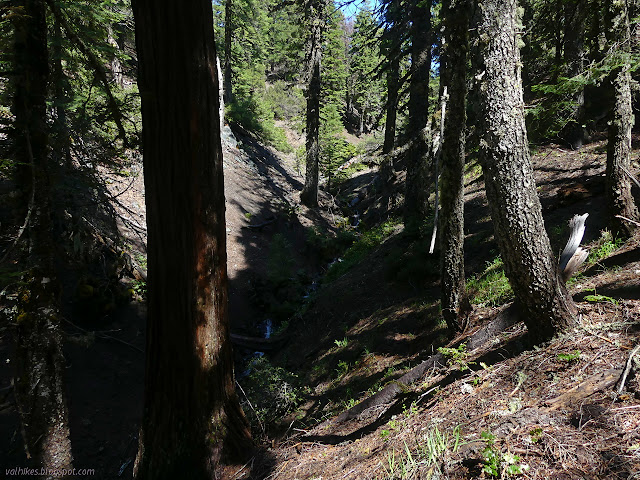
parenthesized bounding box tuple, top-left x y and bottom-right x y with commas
(1, 128, 640, 479)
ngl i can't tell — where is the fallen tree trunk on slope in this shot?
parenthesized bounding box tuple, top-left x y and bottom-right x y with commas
(230, 332, 289, 351)
(320, 304, 520, 427)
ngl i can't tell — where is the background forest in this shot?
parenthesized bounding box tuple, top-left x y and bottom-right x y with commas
(1, 0, 640, 479)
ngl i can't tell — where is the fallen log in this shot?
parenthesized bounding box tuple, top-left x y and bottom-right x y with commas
(321, 304, 520, 427)
(230, 333, 289, 351)
(545, 368, 622, 411)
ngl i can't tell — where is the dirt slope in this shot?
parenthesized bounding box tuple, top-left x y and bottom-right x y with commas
(257, 137, 640, 480)
(1, 128, 640, 479)
(0, 126, 334, 477)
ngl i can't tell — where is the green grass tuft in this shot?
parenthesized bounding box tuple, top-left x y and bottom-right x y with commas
(467, 257, 513, 307)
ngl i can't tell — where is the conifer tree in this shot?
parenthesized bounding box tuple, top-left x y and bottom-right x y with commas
(132, 0, 252, 476)
(404, 0, 432, 227)
(10, 0, 74, 472)
(350, 5, 384, 137)
(380, 0, 406, 154)
(472, 0, 578, 342)
(319, 5, 353, 188)
(300, 0, 324, 207)
(562, 0, 586, 148)
(605, 0, 639, 238)
(440, 0, 471, 331)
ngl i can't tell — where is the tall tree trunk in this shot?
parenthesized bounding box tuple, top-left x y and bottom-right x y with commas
(383, 53, 399, 154)
(108, 24, 124, 88)
(12, 0, 74, 473)
(223, 0, 233, 104)
(552, 0, 563, 83)
(606, 0, 639, 238)
(132, 1, 252, 477)
(439, 0, 470, 332)
(404, 0, 432, 226)
(472, 0, 578, 343)
(300, 0, 322, 208)
(52, 17, 72, 167)
(562, 0, 586, 149)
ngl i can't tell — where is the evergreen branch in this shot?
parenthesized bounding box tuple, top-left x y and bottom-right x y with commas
(44, 0, 128, 147)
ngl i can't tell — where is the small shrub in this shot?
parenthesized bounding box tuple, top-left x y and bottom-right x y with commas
(419, 424, 463, 468)
(584, 293, 618, 305)
(132, 279, 147, 299)
(384, 240, 439, 284)
(335, 360, 350, 378)
(557, 350, 581, 362)
(237, 356, 300, 433)
(587, 230, 623, 266)
(305, 226, 357, 261)
(481, 431, 529, 477)
(438, 342, 475, 371)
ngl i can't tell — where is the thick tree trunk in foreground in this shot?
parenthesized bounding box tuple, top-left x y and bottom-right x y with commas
(404, 0, 432, 226)
(472, 0, 577, 342)
(300, 0, 322, 208)
(132, 1, 251, 478)
(605, 0, 639, 238)
(439, 0, 470, 332)
(12, 0, 73, 473)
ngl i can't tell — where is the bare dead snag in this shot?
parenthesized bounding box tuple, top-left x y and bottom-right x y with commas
(559, 213, 589, 281)
(429, 86, 448, 254)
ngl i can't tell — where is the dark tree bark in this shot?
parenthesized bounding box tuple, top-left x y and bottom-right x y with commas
(439, 0, 470, 332)
(52, 17, 72, 167)
(472, 0, 578, 343)
(383, 53, 400, 155)
(404, 0, 432, 226)
(605, 0, 639, 238)
(223, 0, 233, 104)
(132, 1, 252, 478)
(552, 0, 563, 83)
(562, 0, 586, 149)
(382, 0, 403, 155)
(587, 0, 603, 62)
(300, 0, 322, 208)
(11, 0, 74, 473)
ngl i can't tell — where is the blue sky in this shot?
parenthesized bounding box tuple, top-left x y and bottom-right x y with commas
(339, 0, 380, 21)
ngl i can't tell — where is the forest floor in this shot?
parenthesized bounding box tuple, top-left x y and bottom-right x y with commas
(1, 128, 640, 479)
(250, 137, 640, 480)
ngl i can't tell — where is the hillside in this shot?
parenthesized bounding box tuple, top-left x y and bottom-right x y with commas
(1, 126, 640, 479)
(249, 135, 640, 479)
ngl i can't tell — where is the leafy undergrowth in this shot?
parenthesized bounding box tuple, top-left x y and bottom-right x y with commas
(250, 138, 640, 480)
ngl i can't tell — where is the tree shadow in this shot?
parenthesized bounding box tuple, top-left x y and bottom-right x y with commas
(301, 334, 528, 445)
